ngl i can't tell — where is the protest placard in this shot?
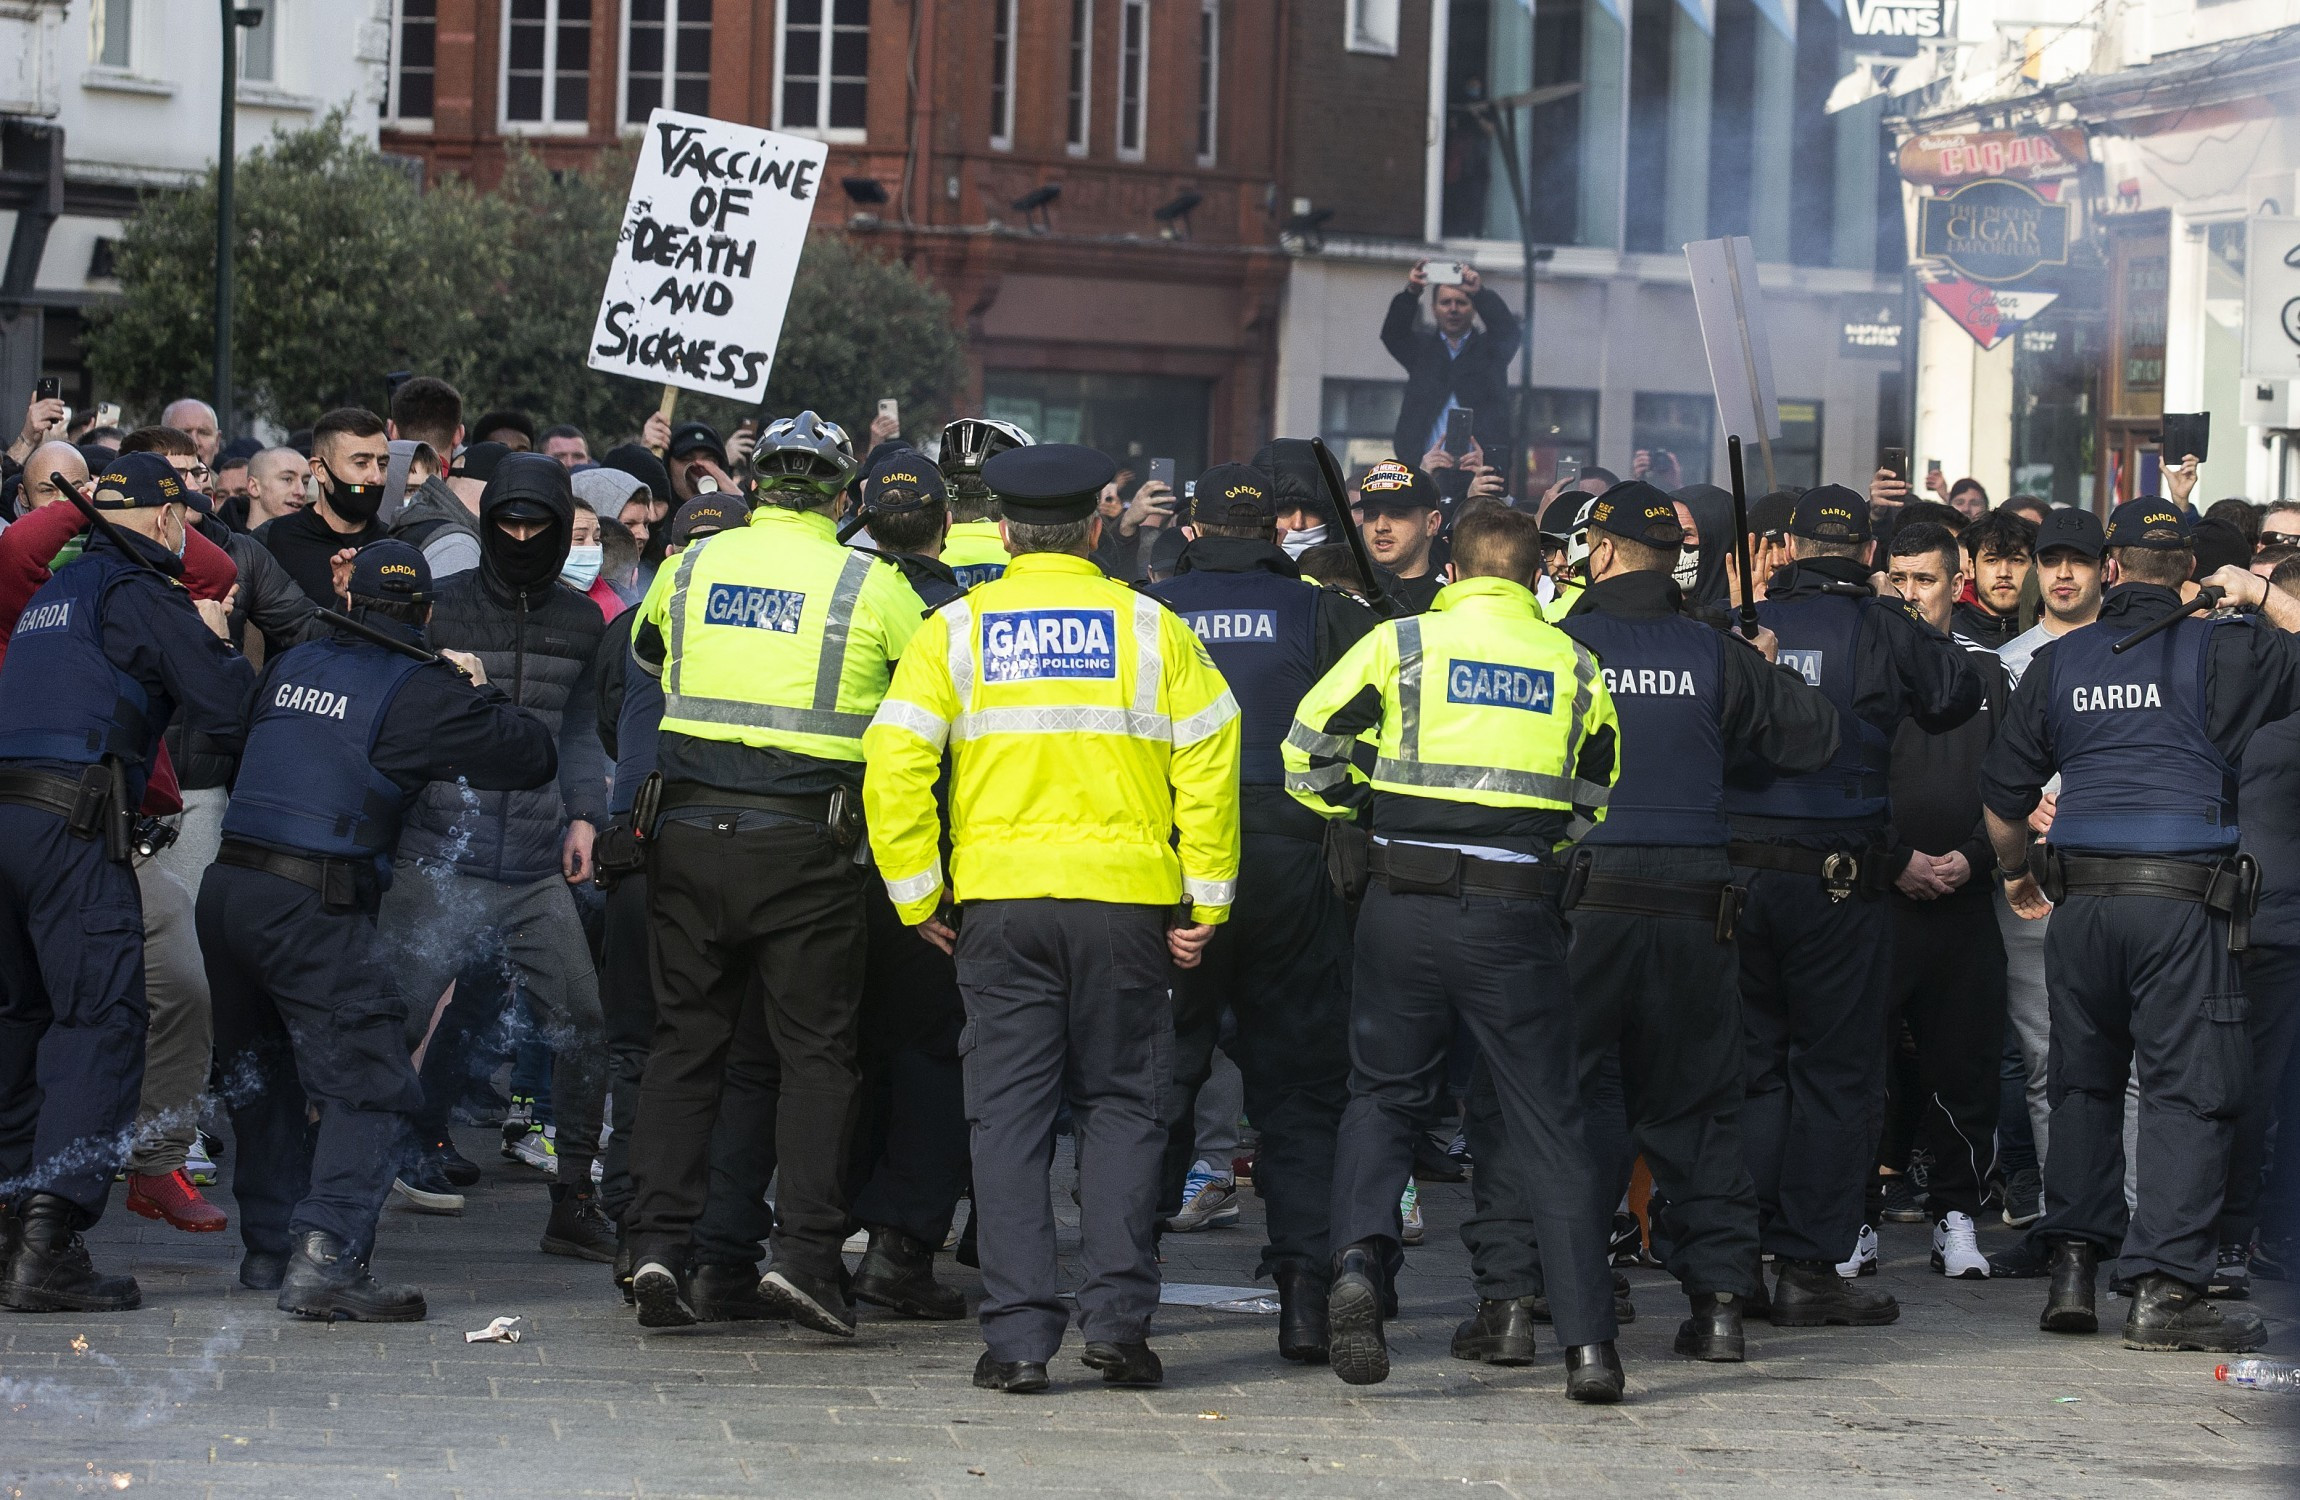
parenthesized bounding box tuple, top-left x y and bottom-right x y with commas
(587, 108, 829, 403)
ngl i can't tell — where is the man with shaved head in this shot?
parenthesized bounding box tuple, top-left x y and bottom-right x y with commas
(246, 447, 310, 530)
(16, 441, 86, 515)
(161, 399, 221, 467)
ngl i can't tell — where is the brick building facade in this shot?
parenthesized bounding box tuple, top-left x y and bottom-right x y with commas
(379, 0, 1435, 468)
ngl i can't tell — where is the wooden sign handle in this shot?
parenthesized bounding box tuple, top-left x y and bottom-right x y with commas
(649, 385, 680, 455)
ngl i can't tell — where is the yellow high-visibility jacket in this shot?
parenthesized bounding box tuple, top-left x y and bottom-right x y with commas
(942, 519, 1012, 590)
(636, 505, 925, 764)
(1282, 575, 1617, 838)
(863, 551, 1243, 924)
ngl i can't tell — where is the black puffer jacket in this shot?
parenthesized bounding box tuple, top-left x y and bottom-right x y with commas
(397, 455, 607, 882)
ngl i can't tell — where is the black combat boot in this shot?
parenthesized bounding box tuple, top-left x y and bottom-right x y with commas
(1273, 1260, 1330, 1363)
(1673, 1291, 1746, 1362)
(1451, 1297, 1539, 1365)
(2121, 1272, 2268, 1353)
(1081, 1340, 1164, 1386)
(972, 1349, 1050, 1393)
(239, 1248, 289, 1291)
(2039, 1239, 2099, 1334)
(1770, 1258, 1900, 1326)
(854, 1227, 966, 1319)
(1326, 1240, 1390, 1386)
(1564, 1340, 1626, 1403)
(276, 1231, 426, 1322)
(0, 1194, 140, 1312)
(690, 1263, 777, 1321)
(540, 1183, 618, 1263)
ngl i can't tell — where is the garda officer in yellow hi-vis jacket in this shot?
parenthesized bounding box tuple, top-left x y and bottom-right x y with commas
(1283, 504, 1629, 1404)
(864, 443, 1242, 1396)
(623, 412, 927, 1339)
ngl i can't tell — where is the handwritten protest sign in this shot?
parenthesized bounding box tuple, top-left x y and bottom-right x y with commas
(587, 109, 828, 403)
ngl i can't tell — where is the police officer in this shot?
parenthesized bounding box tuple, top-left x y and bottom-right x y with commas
(623, 412, 927, 1335)
(1982, 498, 2300, 1353)
(1284, 504, 1627, 1402)
(864, 443, 1241, 1394)
(0, 451, 252, 1313)
(843, 449, 972, 1319)
(1724, 484, 1981, 1326)
(936, 417, 1033, 589)
(200, 542, 553, 1319)
(1147, 461, 1374, 1363)
(1452, 482, 1838, 1368)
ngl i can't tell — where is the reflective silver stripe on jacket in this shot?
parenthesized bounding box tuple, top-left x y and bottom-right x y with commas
(1131, 594, 1163, 717)
(870, 697, 951, 748)
(662, 541, 709, 698)
(811, 549, 880, 713)
(1286, 763, 1351, 795)
(661, 695, 874, 740)
(1183, 876, 1237, 907)
(1171, 690, 1239, 748)
(882, 865, 944, 906)
(1395, 616, 1427, 760)
(1371, 756, 1611, 808)
(944, 602, 977, 716)
(1286, 720, 1357, 760)
(950, 705, 1171, 742)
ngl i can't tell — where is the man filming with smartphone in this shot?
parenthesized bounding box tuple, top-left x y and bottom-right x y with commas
(1382, 259, 1521, 474)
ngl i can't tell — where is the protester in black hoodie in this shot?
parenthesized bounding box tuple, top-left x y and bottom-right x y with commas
(373, 453, 615, 1261)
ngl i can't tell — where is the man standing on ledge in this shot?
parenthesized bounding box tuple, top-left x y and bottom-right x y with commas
(865, 443, 1241, 1396)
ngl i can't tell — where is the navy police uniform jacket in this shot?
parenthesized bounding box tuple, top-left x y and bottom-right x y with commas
(1149, 534, 1374, 835)
(1557, 571, 1839, 847)
(0, 526, 253, 805)
(1983, 583, 2300, 860)
(1723, 555, 1981, 841)
(222, 617, 561, 890)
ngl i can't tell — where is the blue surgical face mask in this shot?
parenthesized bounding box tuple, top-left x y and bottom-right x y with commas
(560, 544, 604, 590)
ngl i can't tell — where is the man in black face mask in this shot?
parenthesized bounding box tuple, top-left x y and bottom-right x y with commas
(260, 407, 393, 610)
(373, 453, 616, 1262)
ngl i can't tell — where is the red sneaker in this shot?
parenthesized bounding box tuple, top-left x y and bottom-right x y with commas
(125, 1169, 229, 1233)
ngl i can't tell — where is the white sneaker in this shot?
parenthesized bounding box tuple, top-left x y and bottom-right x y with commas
(1836, 1223, 1879, 1278)
(1162, 1162, 1240, 1232)
(513, 1124, 558, 1173)
(391, 1174, 465, 1216)
(185, 1134, 220, 1186)
(1931, 1210, 1989, 1279)
(1399, 1179, 1424, 1246)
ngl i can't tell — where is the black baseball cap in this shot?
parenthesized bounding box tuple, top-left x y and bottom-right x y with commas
(2031, 506, 2104, 560)
(670, 495, 742, 544)
(452, 440, 513, 483)
(984, 443, 1116, 523)
(91, 451, 186, 510)
(1790, 484, 1871, 543)
(346, 539, 432, 604)
(2104, 498, 2193, 550)
(1539, 490, 1593, 540)
(1586, 481, 1684, 548)
(1191, 463, 1276, 527)
(1748, 491, 1797, 539)
(1357, 461, 1439, 516)
(864, 451, 948, 514)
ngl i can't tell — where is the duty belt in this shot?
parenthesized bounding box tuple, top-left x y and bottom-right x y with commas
(216, 838, 368, 911)
(0, 763, 130, 862)
(657, 783, 861, 852)
(1562, 854, 1744, 942)
(1728, 840, 1877, 903)
(1368, 841, 1564, 901)
(2034, 847, 2259, 953)
(0, 767, 87, 820)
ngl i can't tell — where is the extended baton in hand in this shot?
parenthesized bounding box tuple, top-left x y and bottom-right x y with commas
(2109, 585, 2224, 655)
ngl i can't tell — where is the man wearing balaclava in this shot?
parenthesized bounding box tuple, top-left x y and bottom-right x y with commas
(372, 452, 618, 1262)
(259, 406, 394, 609)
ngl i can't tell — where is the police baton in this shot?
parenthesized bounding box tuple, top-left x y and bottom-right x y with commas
(837, 505, 873, 544)
(1309, 438, 1396, 617)
(1725, 437, 1759, 639)
(2109, 584, 2225, 656)
(313, 606, 447, 666)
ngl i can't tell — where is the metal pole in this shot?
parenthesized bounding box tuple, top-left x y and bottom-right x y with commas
(1488, 111, 1537, 494)
(214, 1, 237, 428)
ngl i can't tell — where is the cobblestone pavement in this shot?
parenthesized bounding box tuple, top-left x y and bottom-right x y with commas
(4, 1133, 2295, 1499)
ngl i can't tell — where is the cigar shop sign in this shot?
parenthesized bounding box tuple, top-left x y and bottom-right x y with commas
(1917, 178, 2070, 285)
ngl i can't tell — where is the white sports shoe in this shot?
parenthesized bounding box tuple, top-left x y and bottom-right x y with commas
(1836, 1223, 1880, 1278)
(513, 1124, 558, 1173)
(1931, 1210, 1989, 1279)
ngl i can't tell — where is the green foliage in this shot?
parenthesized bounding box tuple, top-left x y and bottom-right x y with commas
(86, 117, 968, 449)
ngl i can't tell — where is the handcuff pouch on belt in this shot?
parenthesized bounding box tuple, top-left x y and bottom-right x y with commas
(68, 761, 133, 865)
(1378, 840, 1465, 896)
(1822, 851, 1860, 904)
(825, 785, 862, 852)
(2030, 844, 2261, 953)
(1324, 819, 1371, 904)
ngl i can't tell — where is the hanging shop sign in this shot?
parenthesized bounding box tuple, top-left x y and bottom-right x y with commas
(1921, 273, 2061, 351)
(1838, 294, 1905, 359)
(1917, 178, 2071, 285)
(1899, 128, 2088, 190)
